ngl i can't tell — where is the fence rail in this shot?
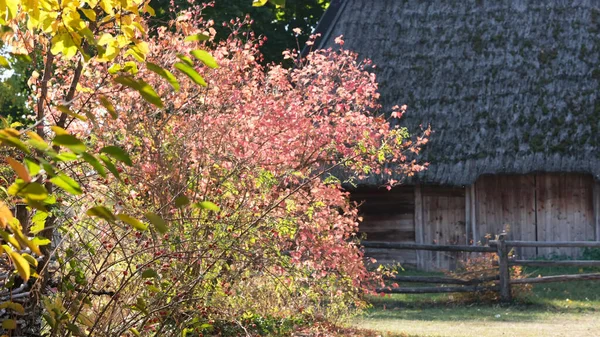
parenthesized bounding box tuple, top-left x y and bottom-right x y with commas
(365, 234, 600, 302)
(362, 241, 495, 253)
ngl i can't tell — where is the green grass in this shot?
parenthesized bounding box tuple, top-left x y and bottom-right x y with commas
(350, 267, 600, 337)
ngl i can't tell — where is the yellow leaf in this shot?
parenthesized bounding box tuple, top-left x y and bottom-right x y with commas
(0, 203, 13, 229)
(13, 229, 42, 256)
(9, 251, 30, 281)
(80, 8, 96, 21)
(50, 126, 69, 136)
(252, 0, 268, 6)
(135, 41, 149, 55)
(6, 157, 31, 182)
(99, 0, 113, 14)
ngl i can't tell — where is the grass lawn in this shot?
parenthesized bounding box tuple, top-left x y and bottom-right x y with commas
(350, 267, 600, 337)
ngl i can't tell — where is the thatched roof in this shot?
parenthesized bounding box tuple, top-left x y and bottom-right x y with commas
(317, 0, 600, 186)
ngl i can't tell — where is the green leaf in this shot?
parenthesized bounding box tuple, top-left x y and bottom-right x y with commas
(50, 174, 83, 195)
(129, 328, 141, 337)
(23, 183, 48, 201)
(0, 135, 31, 154)
(87, 206, 116, 222)
(190, 50, 219, 69)
(184, 33, 210, 42)
(117, 214, 148, 231)
(53, 134, 86, 154)
(269, 0, 285, 7)
(22, 253, 38, 267)
(146, 62, 180, 91)
(98, 155, 120, 180)
(174, 62, 207, 87)
(108, 64, 121, 74)
(0, 301, 25, 314)
(144, 212, 168, 234)
(134, 297, 148, 315)
(141, 269, 158, 278)
(24, 158, 40, 176)
(9, 53, 31, 63)
(54, 151, 78, 162)
(0, 55, 10, 69)
(174, 195, 189, 208)
(99, 96, 117, 119)
(193, 201, 220, 212)
(56, 105, 87, 121)
(67, 323, 86, 337)
(31, 237, 51, 246)
(30, 211, 48, 235)
(123, 61, 139, 75)
(100, 146, 132, 166)
(81, 152, 106, 178)
(176, 54, 194, 66)
(114, 76, 164, 108)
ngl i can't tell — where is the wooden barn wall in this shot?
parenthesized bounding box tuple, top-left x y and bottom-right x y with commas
(474, 175, 537, 258)
(351, 186, 416, 266)
(419, 186, 466, 270)
(535, 173, 595, 257)
(352, 172, 596, 271)
(474, 173, 595, 259)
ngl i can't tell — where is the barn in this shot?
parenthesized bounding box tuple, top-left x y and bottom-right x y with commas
(315, 0, 600, 269)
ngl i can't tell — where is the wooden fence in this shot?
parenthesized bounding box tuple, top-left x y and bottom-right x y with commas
(363, 233, 600, 302)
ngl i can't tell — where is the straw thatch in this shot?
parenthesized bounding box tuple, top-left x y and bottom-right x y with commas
(317, 0, 600, 185)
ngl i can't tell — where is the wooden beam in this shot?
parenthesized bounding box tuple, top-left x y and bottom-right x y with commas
(385, 275, 498, 285)
(465, 185, 471, 244)
(414, 184, 425, 269)
(509, 273, 600, 284)
(509, 260, 600, 267)
(594, 181, 600, 241)
(470, 184, 477, 245)
(362, 241, 495, 253)
(376, 285, 499, 294)
(505, 241, 600, 248)
(496, 234, 512, 302)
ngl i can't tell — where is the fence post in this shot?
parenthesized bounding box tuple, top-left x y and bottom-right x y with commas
(496, 233, 512, 302)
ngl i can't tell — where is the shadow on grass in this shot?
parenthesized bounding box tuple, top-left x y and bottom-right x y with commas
(364, 267, 600, 323)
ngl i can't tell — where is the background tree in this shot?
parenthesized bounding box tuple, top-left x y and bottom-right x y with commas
(150, 0, 329, 64)
(0, 53, 36, 124)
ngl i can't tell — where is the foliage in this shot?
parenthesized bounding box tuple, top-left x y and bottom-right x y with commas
(0, 0, 427, 336)
(150, 0, 329, 64)
(581, 247, 600, 261)
(0, 50, 37, 124)
(445, 253, 533, 303)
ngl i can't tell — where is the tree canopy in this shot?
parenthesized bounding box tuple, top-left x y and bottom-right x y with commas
(151, 0, 329, 64)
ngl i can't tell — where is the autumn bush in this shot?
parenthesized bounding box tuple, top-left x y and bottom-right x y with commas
(0, 1, 428, 335)
(446, 252, 532, 303)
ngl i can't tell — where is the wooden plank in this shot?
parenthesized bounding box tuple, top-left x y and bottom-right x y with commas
(509, 273, 600, 284)
(386, 275, 498, 285)
(510, 260, 600, 267)
(505, 241, 600, 248)
(376, 285, 499, 294)
(535, 174, 595, 257)
(362, 241, 495, 252)
(414, 184, 424, 269)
